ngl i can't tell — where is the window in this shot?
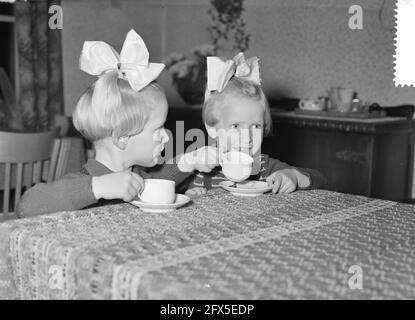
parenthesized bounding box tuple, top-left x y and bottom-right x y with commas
(0, 2, 17, 97)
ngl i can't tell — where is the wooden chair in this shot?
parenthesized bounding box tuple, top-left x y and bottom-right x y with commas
(0, 130, 60, 221)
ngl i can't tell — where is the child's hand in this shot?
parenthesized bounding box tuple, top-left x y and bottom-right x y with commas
(92, 171, 144, 201)
(266, 168, 311, 193)
(185, 187, 207, 197)
(266, 169, 298, 194)
(178, 146, 219, 173)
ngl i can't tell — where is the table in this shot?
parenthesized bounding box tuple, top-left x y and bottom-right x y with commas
(1, 189, 414, 299)
(269, 111, 415, 202)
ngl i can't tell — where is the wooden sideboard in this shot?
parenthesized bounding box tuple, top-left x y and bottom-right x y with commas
(266, 112, 415, 202)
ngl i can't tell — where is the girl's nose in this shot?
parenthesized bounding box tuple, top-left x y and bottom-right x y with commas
(240, 128, 251, 144)
(249, 128, 254, 144)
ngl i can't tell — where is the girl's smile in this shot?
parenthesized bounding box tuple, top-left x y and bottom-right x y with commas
(213, 96, 264, 155)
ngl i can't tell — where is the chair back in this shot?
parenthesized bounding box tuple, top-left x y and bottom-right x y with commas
(0, 130, 60, 220)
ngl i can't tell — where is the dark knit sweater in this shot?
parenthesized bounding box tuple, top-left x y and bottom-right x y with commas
(16, 159, 192, 218)
(188, 154, 327, 191)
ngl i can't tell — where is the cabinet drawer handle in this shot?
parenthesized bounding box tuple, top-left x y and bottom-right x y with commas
(335, 150, 366, 164)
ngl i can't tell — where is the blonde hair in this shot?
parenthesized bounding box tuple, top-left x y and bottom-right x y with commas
(202, 77, 273, 136)
(73, 71, 166, 141)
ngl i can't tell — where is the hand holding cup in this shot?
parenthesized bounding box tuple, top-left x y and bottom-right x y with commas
(178, 146, 220, 173)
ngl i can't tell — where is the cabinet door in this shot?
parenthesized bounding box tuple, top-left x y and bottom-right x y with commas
(372, 131, 412, 201)
(267, 125, 371, 195)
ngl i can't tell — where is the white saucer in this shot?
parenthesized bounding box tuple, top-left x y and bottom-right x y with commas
(219, 180, 273, 197)
(130, 194, 191, 213)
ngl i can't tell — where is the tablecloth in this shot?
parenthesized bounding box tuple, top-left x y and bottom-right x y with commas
(0, 189, 414, 299)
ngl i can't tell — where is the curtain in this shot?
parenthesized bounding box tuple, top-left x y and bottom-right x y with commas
(15, 0, 63, 131)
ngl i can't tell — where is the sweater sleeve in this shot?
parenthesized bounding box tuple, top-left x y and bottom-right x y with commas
(294, 167, 327, 190)
(263, 156, 292, 175)
(16, 172, 98, 218)
(134, 159, 193, 186)
(264, 155, 327, 190)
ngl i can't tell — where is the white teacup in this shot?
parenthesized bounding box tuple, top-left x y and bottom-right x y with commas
(138, 179, 176, 204)
(299, 99, 324, 111)
(220, 151, 254, 182)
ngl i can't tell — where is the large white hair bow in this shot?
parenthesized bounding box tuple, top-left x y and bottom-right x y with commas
(79, 29, 165, 91)
(207, 52, 261, 92)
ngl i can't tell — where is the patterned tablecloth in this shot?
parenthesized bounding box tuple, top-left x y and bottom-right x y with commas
(0, 189, 414, 300)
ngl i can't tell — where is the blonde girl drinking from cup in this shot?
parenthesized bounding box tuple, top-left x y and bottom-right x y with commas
(185, 53, 326, 195)
(17, 30, 218, 217)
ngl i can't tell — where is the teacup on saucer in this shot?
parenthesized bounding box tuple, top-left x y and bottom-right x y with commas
(220, 151, 254, 182)
(138, 179, 176, 204)
(131, 194, 191, 213)
(299, 99, 323, 111)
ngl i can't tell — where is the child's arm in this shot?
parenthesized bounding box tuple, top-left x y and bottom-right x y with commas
(136, 160, 192, 185)
(16, 171, 144, 218)
(17, 147, 220, 218)
(16, 172, 98, 218)
(293, 167, 326, 190)
(264, 156, 326, 192)
(136, 146, 219, 186)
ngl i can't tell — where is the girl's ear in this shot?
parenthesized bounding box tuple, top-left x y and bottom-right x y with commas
(112, 135, 130, 150)
(205, 124, 217, 138)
